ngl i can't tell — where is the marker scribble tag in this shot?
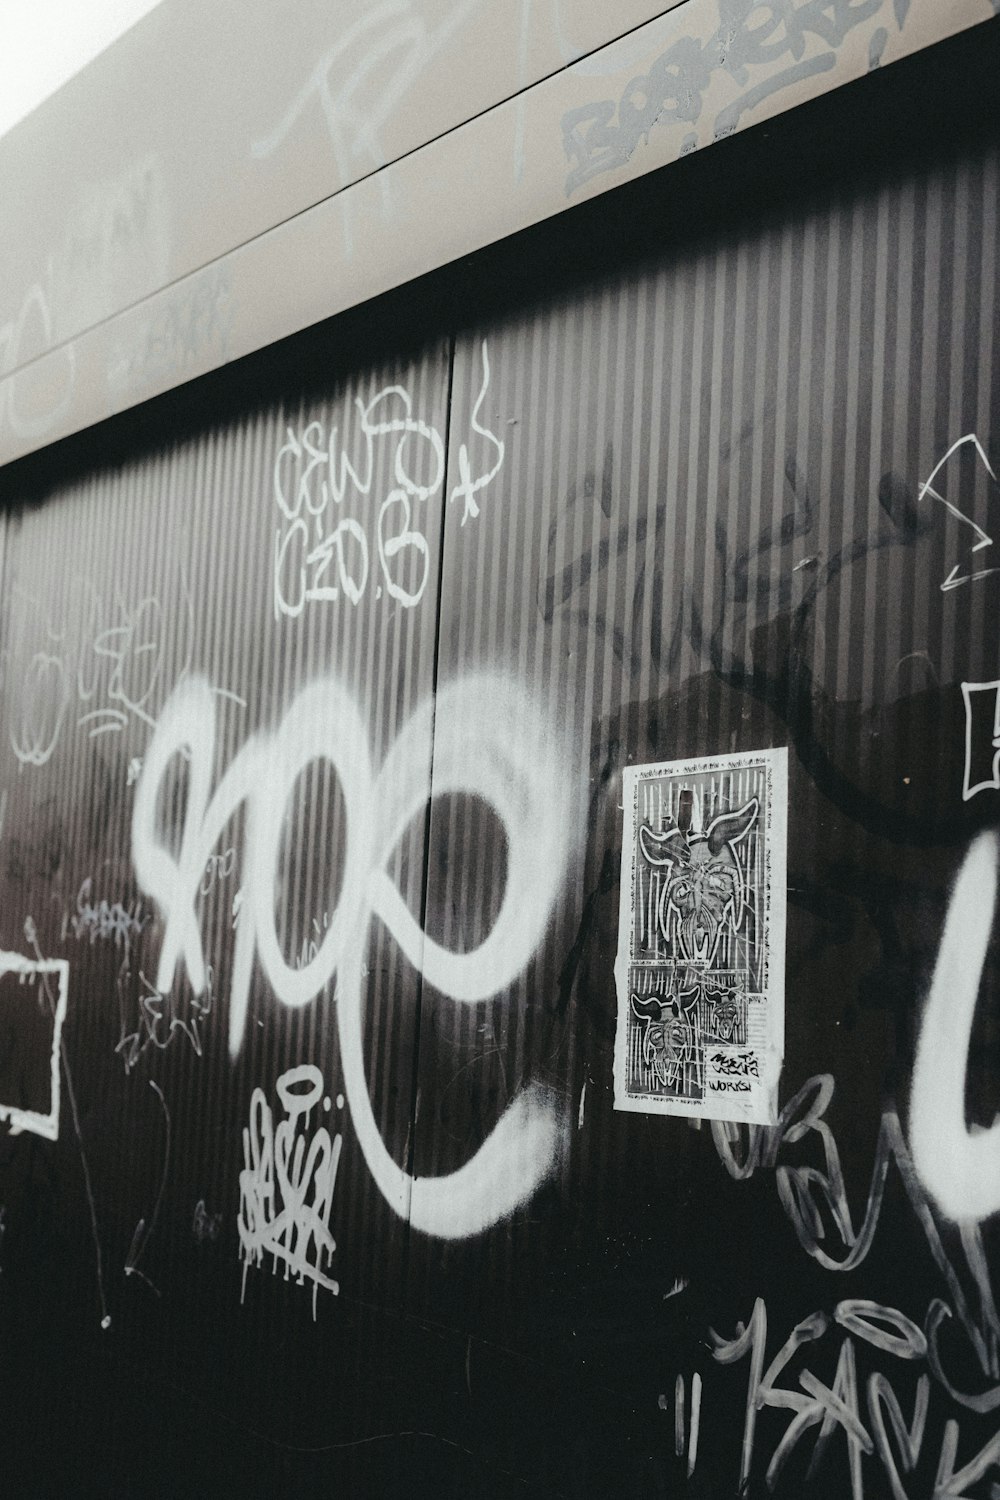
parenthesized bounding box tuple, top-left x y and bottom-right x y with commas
(614, 748, 787, 1124)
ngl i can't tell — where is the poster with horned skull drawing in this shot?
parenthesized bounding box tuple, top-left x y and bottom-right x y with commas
(613, 747, 787, 1124)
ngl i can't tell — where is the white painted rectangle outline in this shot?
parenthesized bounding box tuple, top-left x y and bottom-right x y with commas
(0, 950, 69, 1142)
(613, 746, 787, 1125)
(961, 680, 1000, 800)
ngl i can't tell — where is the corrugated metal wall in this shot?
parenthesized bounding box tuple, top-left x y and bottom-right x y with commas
(0, 32, 998, 1498)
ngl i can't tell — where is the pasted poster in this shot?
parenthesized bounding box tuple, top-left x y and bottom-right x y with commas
(613, 748, 787, 1124)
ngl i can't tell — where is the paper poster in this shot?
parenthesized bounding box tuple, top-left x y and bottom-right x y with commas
(613, 747, 787, 1124)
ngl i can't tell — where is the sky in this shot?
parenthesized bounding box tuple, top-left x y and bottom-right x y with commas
(0, 0, 163, 139)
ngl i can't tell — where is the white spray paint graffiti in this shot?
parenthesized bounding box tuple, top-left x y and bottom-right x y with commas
(917, 433, 999, 592)
(124, 1078, 171, 1298)
(22, 919, 109, 1328)
(115, 963, 215, 1074)
(132, 670, 574, 1238)
(0, 948, 69, 1143)
(712, 1295, 929, 1499)
(238, 1064, 343, 1316)
(705, 827, 1000, 1234)
(192, 1199, 222, 1243)
(0, 280, 76, 442)
(910, 831, 1000, 1226)
(200, 847, 236, 897)
(710, 1286, 1000, 1498)
(9, 571, 245, 770)
(448, 340, 505, 525)
(250, 0, 483, 256)
(62, 877, 149, 952)
(2, 155, 169, 441)
(961, 681, 1000, 801)
(273, 380, 443, 616)
(659, 1370, 702, 1479)
(273, 346, 503, 617)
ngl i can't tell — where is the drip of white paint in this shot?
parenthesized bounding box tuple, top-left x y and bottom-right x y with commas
(449, 341, 505, 525)
(911, 832, 1000, 1222)
(124, 1079, 170, 1297)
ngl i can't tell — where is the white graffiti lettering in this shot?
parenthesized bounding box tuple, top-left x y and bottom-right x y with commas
(132, 670, 574, 1238)
(713, 1293, 1000, 1499)
(200, 847, 236, 897)
(63, 878, 148, 952)
(272, 382, 444, 618)
(238, 1064, 342, 1317)
(249, 0, 482, 256)
(9, 571, 244, 769)
(711, 1061, 1000, 1415)
(115, 964, 215, 1074)
(911, 831, 1000, 1225)
(0, 278, 76, 441)
(0, 948, 69, 1143)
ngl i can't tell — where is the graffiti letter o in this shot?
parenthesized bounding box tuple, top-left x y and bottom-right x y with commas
(911, 832, 1000, 1223)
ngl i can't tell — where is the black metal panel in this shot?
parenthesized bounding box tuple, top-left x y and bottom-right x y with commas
(403, 124, 1000, 1494)
(0, 341, 452, 1491)
(0, 24, 997, 1499)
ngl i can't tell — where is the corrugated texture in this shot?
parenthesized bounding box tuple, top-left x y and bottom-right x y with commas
(0, 342, 451, 1469)
(0, 76, 996, 1498)
(405, 138, 1000, 1489)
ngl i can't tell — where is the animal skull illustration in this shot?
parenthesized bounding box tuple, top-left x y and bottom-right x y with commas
(704, 986, 741, 1042)
(630, 989, 699, 1091)
(639, 798, 758, 964)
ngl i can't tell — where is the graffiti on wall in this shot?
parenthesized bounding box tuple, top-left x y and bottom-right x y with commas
(614, 748, 787, 1124)
(132, 668, 576, 1239)
(0, 947, 69, 1142)
(272, 340, 503, 616)
(238, 1064, 343, 1316)
(0, 109, 999, 1488)
(561, 0, 921, 194)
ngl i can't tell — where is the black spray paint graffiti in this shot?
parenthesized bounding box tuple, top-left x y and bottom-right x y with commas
(539, 431, 988, 846)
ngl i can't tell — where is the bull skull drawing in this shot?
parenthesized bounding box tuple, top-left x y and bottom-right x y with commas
(630, 989, 699, 1091)
(704, 986, 741, 1042)
(639, 798, 758, 964)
